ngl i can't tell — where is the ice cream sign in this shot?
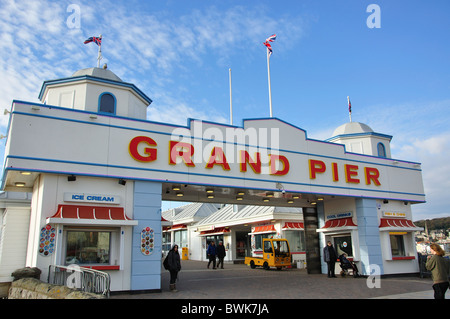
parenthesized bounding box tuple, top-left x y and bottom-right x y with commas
(64, 193, 121, 205)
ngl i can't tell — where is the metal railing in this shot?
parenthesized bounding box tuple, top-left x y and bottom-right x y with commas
(48, 265, 111, 298)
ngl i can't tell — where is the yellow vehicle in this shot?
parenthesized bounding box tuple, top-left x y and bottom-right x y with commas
(245, 238, 291, 270)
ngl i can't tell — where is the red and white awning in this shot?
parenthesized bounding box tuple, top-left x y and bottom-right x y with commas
(249, 225, 276, 235)
(199, 227, 231, 236)
(379, 218, 423, 232)
(317, 217, 358, 233)
(282, 222, 304, 230)
(166, 224, 187, 231)
(46, 204, 137, 225)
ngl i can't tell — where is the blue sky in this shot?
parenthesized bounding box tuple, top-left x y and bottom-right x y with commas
(0, 0, 449, 221)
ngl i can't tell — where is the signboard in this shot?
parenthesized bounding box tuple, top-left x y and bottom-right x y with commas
(3, 102, 426, 202)
(326, 212, 353, 220)
(382, 211, 406, 218)
(63, 192, 121, 205)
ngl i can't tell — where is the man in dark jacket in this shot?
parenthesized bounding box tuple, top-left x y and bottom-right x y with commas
(207, 241, 217, 269)
(216, 241, 226, 269)
(166, 244, 181, 291)
(323, 241, 337, 278)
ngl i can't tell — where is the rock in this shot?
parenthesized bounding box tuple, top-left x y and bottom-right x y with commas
(11, 267, 41, 281)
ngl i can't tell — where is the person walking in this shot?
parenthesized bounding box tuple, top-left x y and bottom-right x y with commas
(165, 244, 181, 292)
(426, 243, 450, 299)
(217, 241, 226, 269)
(323, 241, 337, 278)
(207, 241, 217, 269)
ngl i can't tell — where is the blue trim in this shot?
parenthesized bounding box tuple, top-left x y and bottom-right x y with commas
(38, 75, 152, 104)
(1, 164, 426, 203)
(326, 131, 393, 142)
(98, 92, 116, 115)
(3, 155, 426, 199)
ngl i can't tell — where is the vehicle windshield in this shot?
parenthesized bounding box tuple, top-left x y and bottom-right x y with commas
(273, 240, 290, 257)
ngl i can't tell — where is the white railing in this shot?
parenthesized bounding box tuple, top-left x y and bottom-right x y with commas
(48, 265, 110, 298)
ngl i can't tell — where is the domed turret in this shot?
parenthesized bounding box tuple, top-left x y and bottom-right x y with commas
(38, 67, 152, 120)
(71, 66, 123, 82)
(327, 121, 392, 158)
(332, 122, 374, 137)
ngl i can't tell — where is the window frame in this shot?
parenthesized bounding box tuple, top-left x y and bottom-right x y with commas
(389, 233, 406, 257)
(62, 226, 121, 268)
(98, 92, 117, 115)
(377, 142, 386, 158)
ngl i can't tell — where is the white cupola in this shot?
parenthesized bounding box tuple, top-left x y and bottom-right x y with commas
(327, 121, 392, 158)
(38, 65, 152, 120)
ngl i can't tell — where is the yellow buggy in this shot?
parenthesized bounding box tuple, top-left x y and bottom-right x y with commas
(245, 238, 291, 270)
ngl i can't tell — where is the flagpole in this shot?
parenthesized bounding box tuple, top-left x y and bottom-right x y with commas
(267, 48, 273, 117)
(229, 68, 233, 125)
(97, 34, 102, 68)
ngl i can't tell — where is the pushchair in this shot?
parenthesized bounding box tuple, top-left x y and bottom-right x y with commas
(338, 254, 360, 278)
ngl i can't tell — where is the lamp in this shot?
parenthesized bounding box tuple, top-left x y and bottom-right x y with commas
(68, 175, 76, 182)
(118, 179, 126, 185)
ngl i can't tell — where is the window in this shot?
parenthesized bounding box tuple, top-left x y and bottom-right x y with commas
(65, 230, 111, 265)
(174, 229, 188, 248)
(253, 233, 272, 251)
(390, 234, 406, 257)
(377, 142, 386, 157)
(273, 240, 290, 257)
(98, 93, 116, 114)
(333, 234, 353, 257)
(284, 231, 305, 252)
(264, 240, 273, 253)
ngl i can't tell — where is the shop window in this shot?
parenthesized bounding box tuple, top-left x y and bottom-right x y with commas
(377, 142, 386, 158)
(65, 230, 112, 265)
(253, 233, 272, 251)
(98, 92, 116, 114)
(389, 234, 406, 257)
(174, 229, 188, 248)
(284, 231, 305, 252)
(333, 234, 353, 257)
(162, 231, 171, 254)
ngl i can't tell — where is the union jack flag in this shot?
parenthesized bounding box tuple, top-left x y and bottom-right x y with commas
(266, 34, 276, 42)
(347, 96, 352, 113)
(84, 36, 102, 46)
(263, 41, 273, 55)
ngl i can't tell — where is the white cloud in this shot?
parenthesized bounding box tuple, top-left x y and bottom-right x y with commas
(0, 0, 308, 129)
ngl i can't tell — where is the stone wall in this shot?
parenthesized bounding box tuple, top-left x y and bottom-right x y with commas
(7, 267, 105, 299)
(8, 277, 105, 299)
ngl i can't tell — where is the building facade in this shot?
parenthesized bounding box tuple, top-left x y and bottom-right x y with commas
(0, 67, 425, 292)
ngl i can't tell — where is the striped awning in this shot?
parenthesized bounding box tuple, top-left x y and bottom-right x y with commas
(199, 227, 231, 236)
(317, 217, 358, 233)
(46, 204, 137, 225)
(379, 218, 423, 232)
(282, 222, 304, 230)
(249, 225, 276, 235)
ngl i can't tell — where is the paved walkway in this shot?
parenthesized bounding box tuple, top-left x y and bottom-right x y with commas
(112, 260, 439, 299)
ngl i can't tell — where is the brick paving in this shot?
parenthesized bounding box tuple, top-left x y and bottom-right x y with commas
(112, 260, 436, 299)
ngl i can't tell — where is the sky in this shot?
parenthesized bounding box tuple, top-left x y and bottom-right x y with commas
(0, 0, 449, 221)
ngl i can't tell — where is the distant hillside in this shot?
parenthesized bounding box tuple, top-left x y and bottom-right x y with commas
(414, 217, 450, 231)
